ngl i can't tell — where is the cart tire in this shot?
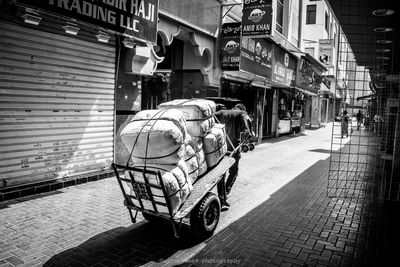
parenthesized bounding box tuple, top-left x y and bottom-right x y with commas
(242, 144, 249, 153)
(190, 193, 220, 240)
(249, 143, 255, 151)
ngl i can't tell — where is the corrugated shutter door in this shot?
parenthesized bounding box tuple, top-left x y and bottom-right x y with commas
(0, 22, 115, 188)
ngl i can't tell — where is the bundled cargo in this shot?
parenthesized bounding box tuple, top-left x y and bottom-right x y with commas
(184, 137, 208, 184)
(188, 137, 208, 176)
(184, 145, 198, 184)
(158, 99, 216, 137)
(203, 124, 228, 168)
(120, 109, 188, 165)
(125, 160, 192, 214)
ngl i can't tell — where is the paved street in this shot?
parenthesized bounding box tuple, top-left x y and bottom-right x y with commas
(0, 123, 390, 266)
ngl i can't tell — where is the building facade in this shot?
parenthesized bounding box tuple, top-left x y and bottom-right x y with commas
(301, 0, 342, 126)
(0, 0, 160, 188)
(0, 0, 225, 190)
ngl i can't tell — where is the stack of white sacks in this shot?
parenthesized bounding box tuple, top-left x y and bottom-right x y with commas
(120, 99, 227, 214)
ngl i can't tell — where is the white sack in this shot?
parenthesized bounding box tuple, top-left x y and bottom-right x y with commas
(189, 137, 208, 176)
(125, 160, 192, 214)
(184, 144, 199, 184)
(120, 109, 188, 165)
(197, 149, 208, 176)
(203, 124, 227, 168)
(158, 99, 216, 137)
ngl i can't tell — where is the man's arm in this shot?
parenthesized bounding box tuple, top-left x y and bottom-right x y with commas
(241, 112, 254, 136)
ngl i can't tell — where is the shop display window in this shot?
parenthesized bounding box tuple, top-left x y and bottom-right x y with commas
(279, 90, 305, 120)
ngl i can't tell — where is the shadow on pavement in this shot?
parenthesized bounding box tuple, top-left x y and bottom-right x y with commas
(43, 137, 392, 267)
(382, 201, 400, 266)
(44, 219, 198, 266)
(0, 190, 64, 210)
(309, 149, 331, 154)
(259, 133, 306, 145)
(176, 157, 389, 267)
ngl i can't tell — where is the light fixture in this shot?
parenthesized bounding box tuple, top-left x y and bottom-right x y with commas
(376, 40, 392, 44)
(123, 38, 135, 49)
(372, 9, 395, 16)
(95, 31, 111, 43)
(376, 48, 391, 53)
(374, 27, 393, 32)
(21, 8, 42, 25)
(63, 22, 80, 35)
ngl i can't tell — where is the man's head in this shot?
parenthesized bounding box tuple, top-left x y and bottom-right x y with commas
(234, 103, 246, 111)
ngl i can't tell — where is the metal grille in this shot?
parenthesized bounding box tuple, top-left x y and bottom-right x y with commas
(328, 1, 400, 201)
(0, 21, 115, 188)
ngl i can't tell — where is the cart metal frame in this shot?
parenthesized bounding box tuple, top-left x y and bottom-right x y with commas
(112, 156, 235, 238)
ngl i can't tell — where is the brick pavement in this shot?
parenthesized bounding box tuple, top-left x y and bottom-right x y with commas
(179, 158, 386, 267)
(177, 123, 388, 267)
(0, 123, 392, 266)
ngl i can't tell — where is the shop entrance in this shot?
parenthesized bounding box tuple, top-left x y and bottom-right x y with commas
(141, 72, 171, 109)
(221, 79, 255, 113)
(262, 90, 274, 137)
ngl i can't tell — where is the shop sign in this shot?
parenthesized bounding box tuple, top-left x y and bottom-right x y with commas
(296, 58, 314, 91)
(318, 39, 333, 68)
(239, 37, 272, 79)
(221, 22, 241, 71)
(18, 0, 159, 44)
(272, 45, 297, 86)
(241, 0, 272, 36)
(296, 57, 323, 93)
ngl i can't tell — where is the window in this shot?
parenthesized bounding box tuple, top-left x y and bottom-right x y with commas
(333, 24, 338, 46)
(276, 0, 284, 34)
(306, 5, 316, 24)
(325, 12, 329, 34)
(290, 0, 301, 47)
(333, 32, 337, 47)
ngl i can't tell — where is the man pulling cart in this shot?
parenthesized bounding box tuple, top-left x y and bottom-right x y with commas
(112, 99, 253, 240)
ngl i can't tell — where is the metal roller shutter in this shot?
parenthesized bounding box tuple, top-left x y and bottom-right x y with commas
(0, 21, 115, 188)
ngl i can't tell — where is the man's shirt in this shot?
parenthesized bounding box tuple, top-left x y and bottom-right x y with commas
(215, 109, 248, 151)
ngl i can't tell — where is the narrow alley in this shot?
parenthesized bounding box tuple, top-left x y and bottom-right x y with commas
(0, 123, 389, 266)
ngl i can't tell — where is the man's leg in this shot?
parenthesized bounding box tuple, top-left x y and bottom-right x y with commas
(226, 151, 241, 194)
(217, 177, 229, 207)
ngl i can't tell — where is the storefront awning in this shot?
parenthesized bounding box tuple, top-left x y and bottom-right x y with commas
(319, 82, 340, 98)
(294, 87, 317, 96)
(223, 71, 271, 88)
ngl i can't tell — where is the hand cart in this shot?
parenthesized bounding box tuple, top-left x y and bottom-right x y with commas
(112, 156, 235, 239)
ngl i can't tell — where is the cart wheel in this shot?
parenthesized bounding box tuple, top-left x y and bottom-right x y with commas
(242, 144, 249, 153)
(249, 143, 255, 151)
(190, 193, 220, 240)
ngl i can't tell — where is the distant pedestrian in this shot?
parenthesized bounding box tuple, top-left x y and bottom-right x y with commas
(373, 114, 383, 136)
(341, 110, 350, 138)
(356, 110, 363, 130)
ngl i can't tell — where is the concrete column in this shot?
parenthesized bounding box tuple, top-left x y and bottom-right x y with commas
(272, 89, 279, 137)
